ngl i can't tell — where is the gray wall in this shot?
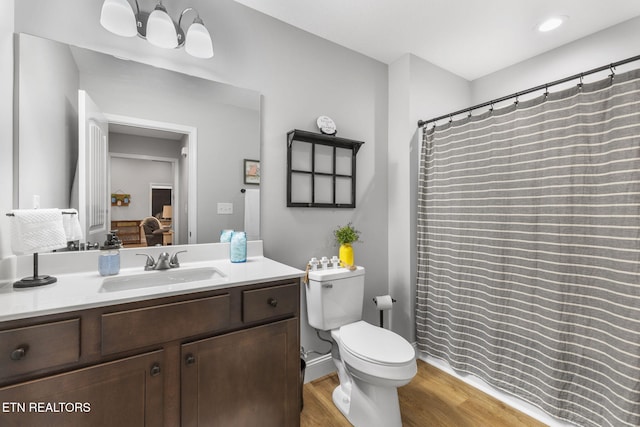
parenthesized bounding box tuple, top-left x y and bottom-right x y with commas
(75, 47, 260, 244)
(109, 132, 177, 223)
(3, 0, 390, 366)
(109, 133, 182, 159)
(2, 0, 639, 377)
(12, 32, 260, 245)
(0, 1, 14, 274)
(388, 54, 471, 341)
(16, 34, 79, 210)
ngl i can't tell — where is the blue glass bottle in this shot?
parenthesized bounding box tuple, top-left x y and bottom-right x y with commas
(220, 229, 234, 243)
(230, 231, 247, 263)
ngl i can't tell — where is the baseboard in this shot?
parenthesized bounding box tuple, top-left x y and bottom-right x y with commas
(303, 353, 335, 384)
(419, 353, 577, 427)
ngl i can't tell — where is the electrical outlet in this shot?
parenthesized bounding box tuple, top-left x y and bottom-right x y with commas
(217, 202, 233, 214)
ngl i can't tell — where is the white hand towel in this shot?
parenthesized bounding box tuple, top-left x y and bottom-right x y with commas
(10, 209, 68, 255)
(62, 209, 83, 241)
(244, 189, 260, 241)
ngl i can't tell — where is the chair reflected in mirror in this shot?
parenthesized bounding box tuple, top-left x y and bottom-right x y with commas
(140, 217, 164, 246)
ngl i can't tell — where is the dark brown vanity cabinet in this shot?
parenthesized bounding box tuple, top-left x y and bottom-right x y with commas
(0, 350, 164, 427)
(181, 318, 299, 427)
(0, 278, 301, 427)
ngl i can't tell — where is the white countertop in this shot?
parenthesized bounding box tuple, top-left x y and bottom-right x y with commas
(0, 242, 304, 322)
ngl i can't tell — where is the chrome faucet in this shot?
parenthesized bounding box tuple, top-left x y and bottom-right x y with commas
(169, 250, 187, 268)
(136, 250, 187, 271)
(155, 252, 172, 270)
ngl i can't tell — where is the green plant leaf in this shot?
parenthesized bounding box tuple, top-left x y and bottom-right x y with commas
(334, 222, 361, 245)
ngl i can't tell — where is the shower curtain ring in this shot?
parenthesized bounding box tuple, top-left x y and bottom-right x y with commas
(609, 64, 616, 80)
(544, 85, 549, 99)
(578, 73, 584, 89)
(514, 94, 519, 105)
(489, 102, 494, 112)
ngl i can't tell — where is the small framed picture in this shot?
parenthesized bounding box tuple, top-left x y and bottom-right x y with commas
(244, 159, 260, 185)
(111, 193, 131, 206)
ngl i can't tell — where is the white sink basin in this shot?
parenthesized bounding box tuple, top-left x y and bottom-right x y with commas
(100, 267, 227, 293)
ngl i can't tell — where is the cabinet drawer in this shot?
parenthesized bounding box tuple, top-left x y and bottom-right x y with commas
(0, 319, 80, 378)
(243, 283, 298, 323)
(102, 294, 230, 355)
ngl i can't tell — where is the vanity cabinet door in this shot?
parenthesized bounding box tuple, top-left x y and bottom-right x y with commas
(0, 350, 164, 427)
(181, 318, 300, 427)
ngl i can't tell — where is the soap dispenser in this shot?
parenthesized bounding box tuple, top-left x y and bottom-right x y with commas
(99, 232, 122, 276)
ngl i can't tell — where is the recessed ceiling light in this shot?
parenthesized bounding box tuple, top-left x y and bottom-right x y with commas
(537, 15, 567, 32)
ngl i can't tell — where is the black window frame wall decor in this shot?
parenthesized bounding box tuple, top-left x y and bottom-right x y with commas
(286, 129, 364, 208)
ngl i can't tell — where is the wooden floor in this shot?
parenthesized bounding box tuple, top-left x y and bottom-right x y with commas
(300, 359, 547, 427)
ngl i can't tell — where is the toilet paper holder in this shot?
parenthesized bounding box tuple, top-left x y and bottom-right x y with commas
(372, 295, 396, 328)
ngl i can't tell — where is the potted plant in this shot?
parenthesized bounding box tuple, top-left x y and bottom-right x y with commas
(334, 222, 361, 267)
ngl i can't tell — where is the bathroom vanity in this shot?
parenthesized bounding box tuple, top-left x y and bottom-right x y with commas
(0, 243, 303, 427)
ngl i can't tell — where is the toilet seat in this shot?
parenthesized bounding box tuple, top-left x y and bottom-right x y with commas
(334, 321, 417, 386)
(339, 321, 415, 366)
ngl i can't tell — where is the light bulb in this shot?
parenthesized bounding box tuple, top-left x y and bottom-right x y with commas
(537, 16, 567, 33)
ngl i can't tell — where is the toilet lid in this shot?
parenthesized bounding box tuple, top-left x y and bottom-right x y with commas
(339, 321, 415, 366)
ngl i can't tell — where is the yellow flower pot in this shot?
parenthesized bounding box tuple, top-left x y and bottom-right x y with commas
(339, 243, 354, 267)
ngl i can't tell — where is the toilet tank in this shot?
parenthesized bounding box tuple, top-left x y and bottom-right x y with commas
(306, 266, 365, 330)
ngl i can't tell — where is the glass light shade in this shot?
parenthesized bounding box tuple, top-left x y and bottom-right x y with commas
(147, 5, 178, 48)
(100, 0, 137, 37)
(185, 22, 214, 58)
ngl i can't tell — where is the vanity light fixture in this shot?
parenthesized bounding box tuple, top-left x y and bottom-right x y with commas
(537, 15, 568, 33)
(100, 0, 214, 58)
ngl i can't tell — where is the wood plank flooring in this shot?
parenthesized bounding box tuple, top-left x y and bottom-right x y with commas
(300, 359, 548, 427)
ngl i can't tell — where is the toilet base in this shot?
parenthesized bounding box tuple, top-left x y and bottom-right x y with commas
(332, 376, 402, 427)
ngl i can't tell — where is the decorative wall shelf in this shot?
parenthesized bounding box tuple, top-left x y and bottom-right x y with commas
(287, 129, 364, 208)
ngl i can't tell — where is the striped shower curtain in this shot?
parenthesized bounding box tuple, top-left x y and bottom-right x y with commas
(416, 69, 640, 427)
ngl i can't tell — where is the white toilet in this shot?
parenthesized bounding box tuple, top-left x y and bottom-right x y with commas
(306, 266, 417, 427)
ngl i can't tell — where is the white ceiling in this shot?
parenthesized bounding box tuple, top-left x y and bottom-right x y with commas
(233, 0, 640, 81)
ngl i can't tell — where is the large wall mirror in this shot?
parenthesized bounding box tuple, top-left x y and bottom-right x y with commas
(14, 33, 261, 249)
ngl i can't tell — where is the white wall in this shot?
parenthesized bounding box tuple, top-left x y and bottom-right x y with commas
(472, 16, 640, 107)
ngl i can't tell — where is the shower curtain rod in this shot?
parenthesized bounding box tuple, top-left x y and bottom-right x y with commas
(417, 54, 640, 128)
